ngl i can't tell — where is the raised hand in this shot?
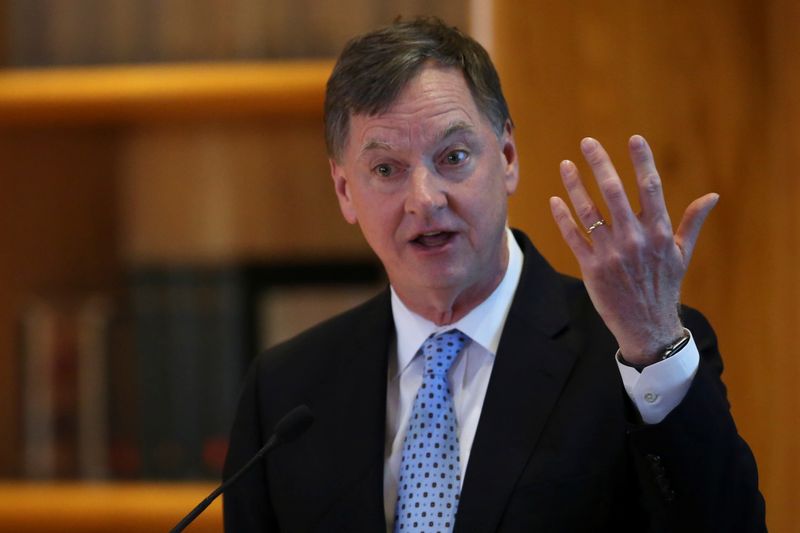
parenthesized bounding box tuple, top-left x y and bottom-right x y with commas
(549, 135, 719, 366)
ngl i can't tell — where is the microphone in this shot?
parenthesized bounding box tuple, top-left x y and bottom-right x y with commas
(170, 405, 314, 533)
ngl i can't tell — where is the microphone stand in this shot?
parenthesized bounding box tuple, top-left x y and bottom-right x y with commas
(169, 405, 313, 533)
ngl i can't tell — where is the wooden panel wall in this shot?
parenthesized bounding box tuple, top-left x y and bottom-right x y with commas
(494, 0, 797, 529)
(761, 0, 800, 526)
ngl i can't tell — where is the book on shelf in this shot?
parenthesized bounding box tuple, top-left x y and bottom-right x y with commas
(19, 294, 114, 479)
(17, 260, 384, 481)
(130, 261, 384, 480)
(131, 267, 248, 479)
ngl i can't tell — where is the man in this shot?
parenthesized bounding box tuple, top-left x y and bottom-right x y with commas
(224, 18, 765, 532)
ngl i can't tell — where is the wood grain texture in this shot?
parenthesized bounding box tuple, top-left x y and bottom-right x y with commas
(118, 119, 370, 265)
(494, 0, 796, 529)
(760, 0, 800, 522)
(0, 482, 221, 532)
(0, 61, 333, 125)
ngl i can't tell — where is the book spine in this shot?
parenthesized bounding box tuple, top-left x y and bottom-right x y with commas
(21, 302, 56, 478)
(76, 296, 112, 479)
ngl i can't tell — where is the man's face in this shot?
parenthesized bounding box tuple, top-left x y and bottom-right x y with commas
(330, 63, 519, 307)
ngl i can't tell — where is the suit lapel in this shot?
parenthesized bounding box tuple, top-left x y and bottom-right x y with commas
(298, 289, 394, 531)
(455, 231, 579, 532)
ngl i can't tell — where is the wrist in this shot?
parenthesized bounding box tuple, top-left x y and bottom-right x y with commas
(618, 328, 690, 370)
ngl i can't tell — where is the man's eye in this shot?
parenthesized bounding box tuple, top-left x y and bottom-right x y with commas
(373, 164, 393, 177)
(445, 150, 468, 165)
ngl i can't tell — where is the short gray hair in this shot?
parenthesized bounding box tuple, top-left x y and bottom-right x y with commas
(324, 17, 512, 161)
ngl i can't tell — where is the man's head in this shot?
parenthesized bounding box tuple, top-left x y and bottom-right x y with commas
(326, 18, 519, 323)
(325, 17, 512, 163)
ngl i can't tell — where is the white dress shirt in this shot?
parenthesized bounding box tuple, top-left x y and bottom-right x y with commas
(382, 228, 700, 527)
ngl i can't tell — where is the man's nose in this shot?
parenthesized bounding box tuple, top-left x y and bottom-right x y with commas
(404, 165, 447, 215)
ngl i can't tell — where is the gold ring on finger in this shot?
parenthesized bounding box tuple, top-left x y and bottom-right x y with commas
(586, 219, 606, 235)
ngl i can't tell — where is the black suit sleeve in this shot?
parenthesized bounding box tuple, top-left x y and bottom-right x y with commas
(223, 359, 279, 532)
(628, 307, 766, 532)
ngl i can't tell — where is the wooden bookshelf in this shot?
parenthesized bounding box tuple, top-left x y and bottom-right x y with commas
(0, 482, 221, 532)
(0, 58, 363, 479)
(0, 60, 333, 124)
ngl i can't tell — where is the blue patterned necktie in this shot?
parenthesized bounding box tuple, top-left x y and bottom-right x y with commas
(394, 329, 467, 532)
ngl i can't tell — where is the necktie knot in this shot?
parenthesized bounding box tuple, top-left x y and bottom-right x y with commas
(422, 329, 467, 377)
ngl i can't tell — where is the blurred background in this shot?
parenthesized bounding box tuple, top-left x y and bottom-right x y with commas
(0, 0, 796, 531)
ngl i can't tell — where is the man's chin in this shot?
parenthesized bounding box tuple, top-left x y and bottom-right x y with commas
(411, 267, 472, 293)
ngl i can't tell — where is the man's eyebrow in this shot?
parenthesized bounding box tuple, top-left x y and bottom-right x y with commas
(436, 121, 475, 143)
(358, 121, 475, 156)
(359, 140, 393, 155)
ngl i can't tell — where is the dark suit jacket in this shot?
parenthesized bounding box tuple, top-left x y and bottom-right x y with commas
(223, 230, 765, 532)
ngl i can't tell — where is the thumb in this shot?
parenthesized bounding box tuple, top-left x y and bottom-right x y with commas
(675, 193, 720, 265)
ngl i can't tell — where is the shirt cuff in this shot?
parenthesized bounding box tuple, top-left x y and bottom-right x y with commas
(616, 329, 700, 424)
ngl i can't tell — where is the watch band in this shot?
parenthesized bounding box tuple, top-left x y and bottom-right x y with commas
(617, 329, 691, 372)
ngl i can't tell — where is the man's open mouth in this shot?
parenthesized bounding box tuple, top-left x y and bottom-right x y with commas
(412, 231, 455, 248)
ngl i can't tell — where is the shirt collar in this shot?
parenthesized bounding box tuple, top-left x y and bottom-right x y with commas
(390, 227, 524, 378)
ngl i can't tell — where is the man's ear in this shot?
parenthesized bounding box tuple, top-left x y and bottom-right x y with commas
(330, 159, 358, 224)
(500, 120, 520, 196)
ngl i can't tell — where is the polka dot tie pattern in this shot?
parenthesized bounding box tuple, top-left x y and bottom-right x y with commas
(394, 329, 467, 533)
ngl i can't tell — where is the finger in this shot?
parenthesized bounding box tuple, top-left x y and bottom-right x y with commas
(549, 196, 593, 261)
(675, 193, 720, 265)
(559, 159, 609, 238)
(628, 135, 672, 230)
(580, 137, 636, 228)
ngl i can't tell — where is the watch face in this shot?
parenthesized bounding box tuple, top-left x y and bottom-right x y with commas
(661, 332, 690, 360)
